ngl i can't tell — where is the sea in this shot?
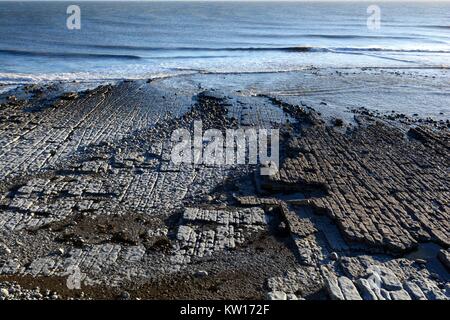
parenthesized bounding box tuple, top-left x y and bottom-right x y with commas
(0, 1, 449, 84)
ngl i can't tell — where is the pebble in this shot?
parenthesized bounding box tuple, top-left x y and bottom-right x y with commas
(1, 288, 9, 298)
(414, 258, 427, 265)
(0, 282, 63, 300)
(195, 270, 208, 278)
(330, 252, 339, 261)
(266, 291, 287, 300)
(119, 291, 130, 300)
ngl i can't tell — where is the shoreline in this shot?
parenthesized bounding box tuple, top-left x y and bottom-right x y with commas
(0, 69, 448, 300)
(2, 65, 449, 122)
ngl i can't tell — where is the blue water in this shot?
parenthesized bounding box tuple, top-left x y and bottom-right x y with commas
(0, 1, 449, 83)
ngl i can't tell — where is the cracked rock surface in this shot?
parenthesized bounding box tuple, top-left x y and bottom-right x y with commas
(0, 70, 448, 300)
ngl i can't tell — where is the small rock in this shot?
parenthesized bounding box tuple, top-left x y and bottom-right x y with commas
(1, 288, 9, 298)
(286, 293, 298, 300)
(195, 270, 208, 278)
(119, 291, 130, 300)
(334, 118, 344, 127)
(415, 258, 427, 265)
(266, 291, 287, 300)
(330, 252, 339, 261)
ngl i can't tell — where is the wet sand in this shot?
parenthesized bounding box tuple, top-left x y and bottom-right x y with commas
(0, 68, 448, 300)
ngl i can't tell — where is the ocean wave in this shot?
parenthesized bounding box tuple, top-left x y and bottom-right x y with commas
(418, 25, 450, 30)
(82, 45, 304, 52)
(2, 46, 449, 59)
(0, 49, 141, 60)
(0, 69, 197, 85)
(62, 44, 450, 54)
(328, 47, 450, 54)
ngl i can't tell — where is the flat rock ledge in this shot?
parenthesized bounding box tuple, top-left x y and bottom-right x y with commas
(0, 79, 448, 300)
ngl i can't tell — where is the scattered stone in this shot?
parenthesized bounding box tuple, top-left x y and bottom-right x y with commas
(330, 252, 339, 261)
(415, 259, 427, 265)
(266, 291, 287, 300)
(333, 118, 343, 127)
(195, 270, 208, 278)
(119, 291, 130, 300)
(286, 293, 298, 300)
(0, 282, 62, 300)
(1, 288, 9, 298)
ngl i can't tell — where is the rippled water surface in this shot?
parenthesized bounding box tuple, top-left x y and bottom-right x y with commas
(0, 1, 449, 83)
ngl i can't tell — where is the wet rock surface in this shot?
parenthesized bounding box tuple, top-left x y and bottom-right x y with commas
(0, 71, 448, 300)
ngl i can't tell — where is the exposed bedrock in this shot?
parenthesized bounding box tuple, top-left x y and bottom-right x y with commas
(260, 105, 449, 254)
(0, 78, 448, 300)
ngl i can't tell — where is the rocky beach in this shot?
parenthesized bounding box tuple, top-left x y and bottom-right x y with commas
(0, 67, 448, 300)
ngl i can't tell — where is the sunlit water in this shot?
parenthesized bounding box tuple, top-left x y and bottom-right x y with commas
(0, 1, 449, 84)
